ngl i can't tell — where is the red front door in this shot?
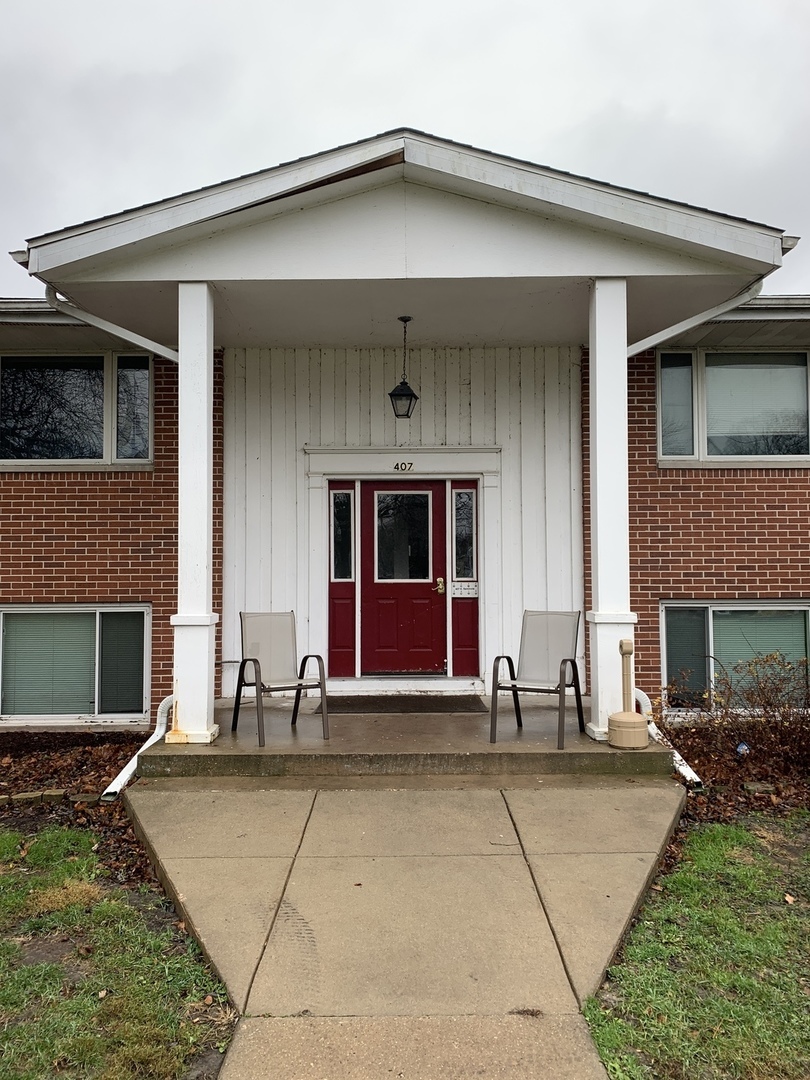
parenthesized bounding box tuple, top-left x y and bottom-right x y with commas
(360, 481, 447, 674)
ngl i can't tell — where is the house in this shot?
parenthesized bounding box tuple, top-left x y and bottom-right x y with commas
(0, 129, 806, 741)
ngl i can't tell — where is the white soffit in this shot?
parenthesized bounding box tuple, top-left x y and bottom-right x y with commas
(23, 130, 786, 279)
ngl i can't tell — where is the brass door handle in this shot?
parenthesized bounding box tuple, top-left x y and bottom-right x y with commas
(432, 577, 445, 594)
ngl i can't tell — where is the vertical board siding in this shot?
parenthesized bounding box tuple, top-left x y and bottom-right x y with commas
(223, 346, 582, 667)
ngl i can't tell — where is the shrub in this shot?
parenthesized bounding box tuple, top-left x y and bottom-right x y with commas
(660, 652, 810, 779)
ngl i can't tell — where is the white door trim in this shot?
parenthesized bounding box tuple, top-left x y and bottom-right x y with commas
(304, 446, 502, 688)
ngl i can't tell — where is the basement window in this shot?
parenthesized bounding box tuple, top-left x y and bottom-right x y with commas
(0, 354, 151, 466)
(0, 606, 150, 721)
(658, 351, 810, 464)
(663, 603, 809, 706)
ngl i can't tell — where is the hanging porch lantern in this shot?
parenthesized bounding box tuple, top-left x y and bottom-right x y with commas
(389, 314, 419, 418)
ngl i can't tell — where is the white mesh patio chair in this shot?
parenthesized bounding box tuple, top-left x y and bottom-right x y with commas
(231, 611, 329, 747)
(490, 610, 584, 748)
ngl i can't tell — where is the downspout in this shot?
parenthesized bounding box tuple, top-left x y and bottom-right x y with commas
(100, 696, 174, 802)
(634, 687, 702, 787)
(44, 285, 179, 363)
(627, 279, 764, 357)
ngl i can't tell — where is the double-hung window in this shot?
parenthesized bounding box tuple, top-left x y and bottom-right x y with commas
(658, 351, 809, 463)
(663, 603, 809, 705)
(0, 606, 150, 721)
(0, 354, 152, 466)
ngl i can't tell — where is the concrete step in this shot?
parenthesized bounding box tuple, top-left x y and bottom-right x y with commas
(139, 704, 673, 779)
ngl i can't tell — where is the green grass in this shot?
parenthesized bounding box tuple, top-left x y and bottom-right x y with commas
(584, 814, 810, 1080)
(0, 825, 234, 1079)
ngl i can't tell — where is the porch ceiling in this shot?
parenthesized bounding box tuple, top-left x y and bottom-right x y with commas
(49, 273, 756, 350)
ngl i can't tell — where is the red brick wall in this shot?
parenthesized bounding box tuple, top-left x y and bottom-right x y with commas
(583, 348, 810, 698)
(0, 355, 225, 724)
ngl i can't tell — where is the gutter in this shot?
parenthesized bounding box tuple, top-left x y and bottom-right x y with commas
(627, 279, 764, 356)
(45, 285, 179, 363)
(100, 696, 173, 802)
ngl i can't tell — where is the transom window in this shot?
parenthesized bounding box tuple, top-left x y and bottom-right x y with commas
(663, 603, 809, 705)
(0, 354, 151, 465)
(658, 351, 809, 462)
(0, 606, 150, 719)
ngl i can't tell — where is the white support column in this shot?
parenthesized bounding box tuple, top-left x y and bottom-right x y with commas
(586, 279, 636, 740)
(165, 282, 219, 743)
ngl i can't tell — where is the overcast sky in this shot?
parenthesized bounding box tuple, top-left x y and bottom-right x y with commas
(2, 0, 808, 297)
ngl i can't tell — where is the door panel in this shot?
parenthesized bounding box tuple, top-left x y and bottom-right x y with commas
(361, 481, 447, 674)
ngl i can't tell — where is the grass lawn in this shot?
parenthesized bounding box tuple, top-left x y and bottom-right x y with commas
(0, 824, 234, 1080)
(585, 810, 810, 1080)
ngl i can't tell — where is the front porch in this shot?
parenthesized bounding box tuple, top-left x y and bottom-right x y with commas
(139, 697, 673, 778)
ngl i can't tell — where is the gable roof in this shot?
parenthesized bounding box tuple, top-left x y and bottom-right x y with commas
(20, 128, 790, 279)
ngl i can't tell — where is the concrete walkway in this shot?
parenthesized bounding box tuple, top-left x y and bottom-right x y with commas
(125, 774, 685, 1079)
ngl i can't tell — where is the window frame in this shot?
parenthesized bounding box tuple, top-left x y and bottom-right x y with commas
(656, 348, 810, 467)
(660, 600, 810, 707)
(0, 604, 151, 724)
(0, 351, 154, 470)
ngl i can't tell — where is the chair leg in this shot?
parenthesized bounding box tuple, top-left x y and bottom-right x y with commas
(490, 656, 504, 742)
(252, 660, 265, 748)
(291, 687, 303, 727)
(507, 656, 522, 730)
(232, 661, 248, 733)
(557, 660, 568, 750)
(316, 655, 329, 740)
(572, 664, 585, 733)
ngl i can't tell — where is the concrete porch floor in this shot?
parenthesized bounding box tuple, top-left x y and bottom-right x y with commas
(139, 697, 674, 779)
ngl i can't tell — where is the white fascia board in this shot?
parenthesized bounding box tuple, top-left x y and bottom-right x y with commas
(402, 138, 784, 270)
(26, 136, 408, 276)
(26, 129, 785, 278)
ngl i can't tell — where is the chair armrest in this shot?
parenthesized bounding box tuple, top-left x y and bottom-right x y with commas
(559, 657, 578, 689)
(299, 653, 326, 682)
(238, 656, 263, 689)
(492, 654, 517, 690)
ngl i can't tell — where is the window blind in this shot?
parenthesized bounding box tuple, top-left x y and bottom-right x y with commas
(2, 612, 95, 714)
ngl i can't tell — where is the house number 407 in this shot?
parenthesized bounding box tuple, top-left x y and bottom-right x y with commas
(393, 461, 413, 471)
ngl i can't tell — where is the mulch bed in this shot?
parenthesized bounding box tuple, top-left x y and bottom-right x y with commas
(1, 724, 808, 885)
(0, 731, 156, 888)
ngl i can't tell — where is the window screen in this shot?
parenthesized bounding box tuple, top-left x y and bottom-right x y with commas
(665, 607, 708, 705)
(99, 611, 145, 712)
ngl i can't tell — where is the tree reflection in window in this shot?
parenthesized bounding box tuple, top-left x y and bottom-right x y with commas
(454, 490, 475, 579)
(116, 358, 150, 459)
(0, 358, 104, 459)
(377, 493, 430, 579)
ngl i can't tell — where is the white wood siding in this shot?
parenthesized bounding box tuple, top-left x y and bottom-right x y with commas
(222, 346, 583, 684)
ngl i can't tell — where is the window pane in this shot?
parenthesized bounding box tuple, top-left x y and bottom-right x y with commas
(665, 607, 708, 705)
(377, 493, 430, 580)
(714, 610, 807, 676)
(332, 492, 353, 580)
(706, 353, 808, 456)
(2, 612, 95, 714)
(100, 611, 145, 713)
(116, 357, 150, 459)
(660, 354, 694, 455)
(454, 490, 475, 579)
(0, 357, 104, 459)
